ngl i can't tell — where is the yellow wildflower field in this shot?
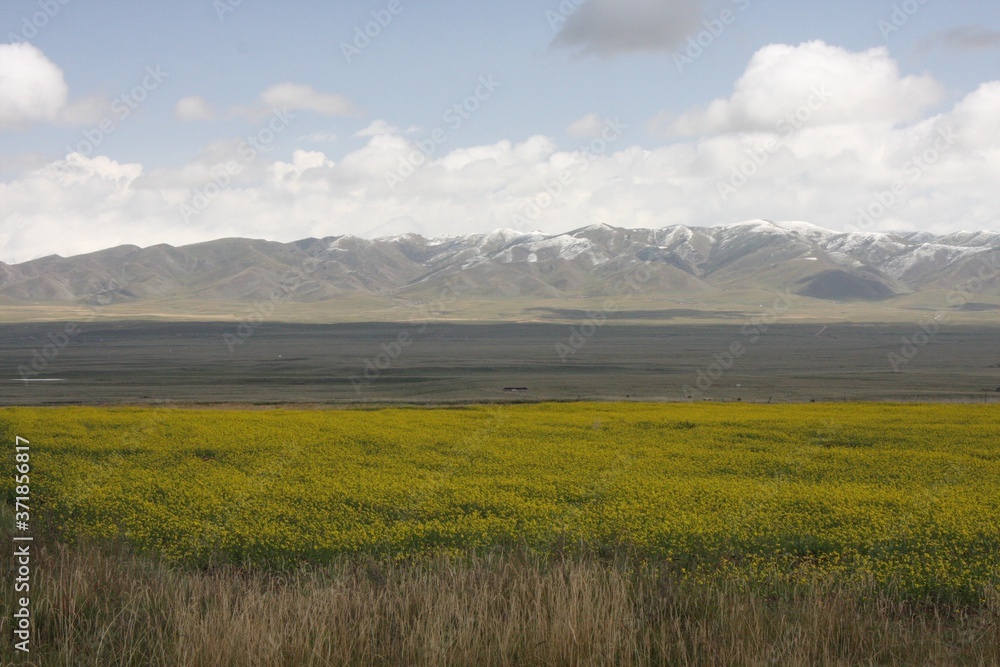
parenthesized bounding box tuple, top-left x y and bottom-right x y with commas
(2, 403, 998, 601)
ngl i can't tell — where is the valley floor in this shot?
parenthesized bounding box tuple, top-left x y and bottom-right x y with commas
(1, 321, 999, 405)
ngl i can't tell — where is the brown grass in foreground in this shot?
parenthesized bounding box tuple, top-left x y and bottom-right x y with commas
(2, 536, 998, 667)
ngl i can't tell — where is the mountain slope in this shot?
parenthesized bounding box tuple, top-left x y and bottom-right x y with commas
(1, 220, 997, 307)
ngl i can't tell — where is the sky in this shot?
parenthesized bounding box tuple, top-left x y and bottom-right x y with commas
(0, 0, 999, 263)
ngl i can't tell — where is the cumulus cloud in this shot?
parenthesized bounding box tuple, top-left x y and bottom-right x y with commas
(174, 95, 216, 122)
(667, 41, 944, 136)
(553, 0, 706, 57)
(0, 44, 113, 129)
(0, 43, 68, 129)
(566, 113, 607, 138)
(0, 153, 162, 262)
(2, 44, 999, 262)
(355, 120, 400, 138)
(941, 80, 1000, 150)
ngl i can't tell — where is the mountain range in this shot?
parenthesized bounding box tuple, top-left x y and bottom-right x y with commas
(2, 220, 998, 311)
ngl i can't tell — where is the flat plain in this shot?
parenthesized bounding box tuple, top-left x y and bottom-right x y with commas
(2, 321, 1000, 405)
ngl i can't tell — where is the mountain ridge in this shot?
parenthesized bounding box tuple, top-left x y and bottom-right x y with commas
(2, 220, 999, 307)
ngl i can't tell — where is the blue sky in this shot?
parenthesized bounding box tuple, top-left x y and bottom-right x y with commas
(1, 0, 999, 261)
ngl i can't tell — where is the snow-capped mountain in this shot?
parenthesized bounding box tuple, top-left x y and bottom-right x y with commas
(1, 220, 998, 305)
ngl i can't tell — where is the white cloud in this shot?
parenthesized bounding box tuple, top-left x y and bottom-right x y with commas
(2, 44, 999, 262)
(271, 150, 336, 188)
(945, 81, 1000, 149)
(0, 44, 118, 129)
(0, 43, 68, 129)
(240, 83, 359, 119)
(174, 95, 216, 122)
(354, 120, 399, 138)
(553, 0, 706, 57)
(180, 86, 357, 124)
(566, 113, 607, 138)
(667, 41, 944, 136)
(0, 153, 165, 262)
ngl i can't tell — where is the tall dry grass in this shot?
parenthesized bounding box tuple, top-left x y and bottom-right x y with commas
(3, 531, 998, 667)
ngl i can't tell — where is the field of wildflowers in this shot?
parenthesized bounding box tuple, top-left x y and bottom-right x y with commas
(3, 403, 997, 602)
